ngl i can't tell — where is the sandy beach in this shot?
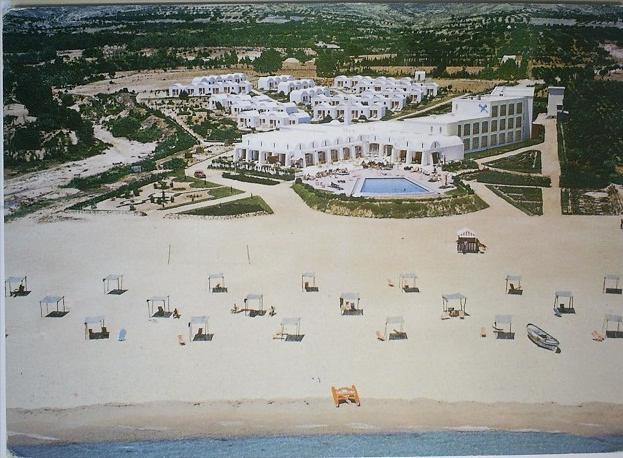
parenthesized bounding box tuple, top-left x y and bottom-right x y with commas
(5, 156, 623, 443)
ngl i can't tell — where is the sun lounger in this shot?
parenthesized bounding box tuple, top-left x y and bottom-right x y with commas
(117, 328, 127, 341)
(331, 385, 361, 408)
(441, 311, 450, 320)
(480, 327, 487, 338)
(177, 335, 186, 346)
(592, 331, 605, 342)
(376, 331, 385, 341)
(458, 310, 466, 319)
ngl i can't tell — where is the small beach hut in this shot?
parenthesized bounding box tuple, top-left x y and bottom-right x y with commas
(399, 273, 419, 293)
(339, 292, 362, 315)
(5, 276, 29, 297)
(188, 316, 212, 341)
(102, 274, 125, 295)
(441, 293, 467, 319)
(244, 293, 264, 316)
(603, 274, 621, 294)
(505, 275, 523, 295)
(301, 272, 318, 292)
(208, 273, 227, 293)
(493, 315, 514, 339)
(554, 291, 575, 314)
(456, 228, 485, 254)
(274, 317, 304, 342)
(40, 295, 67, 318)
(147, 296, 171, 318)
(379, 316, 407, 341)
(84, 316, 108, 340)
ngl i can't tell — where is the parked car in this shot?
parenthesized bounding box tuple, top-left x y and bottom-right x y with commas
(194, 170, 206, 179)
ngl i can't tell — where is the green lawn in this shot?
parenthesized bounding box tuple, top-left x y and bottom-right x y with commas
(487, 150, 542, 174)
(181, 196, 273, 216)
(487, 185, 543, 216)
(209, 186, 244, 199)
(463, 170, 551, 187)
(222, 172, 280, 186)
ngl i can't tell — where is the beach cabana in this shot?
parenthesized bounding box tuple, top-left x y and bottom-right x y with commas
(5, 275, 29, 297)
(339, 292, 362, 316)
(456, 228, 485, 254)
(84, 316, 108, 340)
(603, 274, 621, 295)
(273, 317, 304, 342)
(243, 293, 264, 316)
(147, 296, 171, 318)
(603, 314, 623, 338)
(208, 273, 227, 293)
(399, 273, 419, 293)
(505, 275, 523, 295)
(188, 316, 212, 342)
(493, 315, 514, 339)
(554, 291, 575, 315)
(377, 316, 407, 341)
(301, 272, 318, 292)
(40, 295, 67, 318)
(441, 293, 467, 319)
(102, 274, 126, 295)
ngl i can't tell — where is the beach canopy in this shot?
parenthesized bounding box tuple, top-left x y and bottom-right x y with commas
(340, 292, 360, 301)
(5, 276, 28, 296)
(505, 274, 521, 282)
(386, 316, 405, 326)
(146, 296, 170, 317)
(244, 293, 264, 311)
(84, 316, 105, 325)
(399, 273, 417, 279)
(495, 314, 512, 324)
(41, 295, 63, 304)
(148, 295, 169, 302)
(102, 274, 124, 293)
(603, 274, 621, 293)
(208, 273, 226, 292)
(103, 274, 122, 281)
(190, 315, 209, 325)
(604, 274, 620, 281)
(281, 317, 301, 327)
(208, 273, 224, 279)
(301, 273, 318, 292)
(604, 314, 623, 323)
(442, 293, 466, 301)
(302, 272, 316, 278)
(278, 317, 302, 340)
(6, 276, 26, 284)
(555, 291, 573, 298)
(188, 316, 210, 342)
(245, 293, 263, 301)
(604, 314, 623, 336)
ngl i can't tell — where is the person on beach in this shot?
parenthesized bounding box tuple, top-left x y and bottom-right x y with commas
(173, 308, 181, 319)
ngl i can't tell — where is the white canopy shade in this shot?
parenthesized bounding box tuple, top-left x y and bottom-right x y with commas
(148, 296, 168, 302)
(399, 273, 417, 279)
(41, 295, 63, 304)
(190, 315, 209, 325)
(84, 316, 105, 325)
(302, 272, 316, 278)
(6, 276, 26, 283)
(103, 274, 122, 281)
(245, 293, 263, 301)
(505, 274, 521, 282)
(281, 317, 301, 327)
(442, 293, 466, 301)
(604, 274, 620, 281)
(208, 273, 224, 279)
(340, 292, 360, 301)
(555, 291, 573, 298)
(386, 316, 405, 326)
(495, 314, 512, 324)
(605, 314, 623, 323)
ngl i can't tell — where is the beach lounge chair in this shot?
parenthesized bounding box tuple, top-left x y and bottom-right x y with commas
(376, 331, 385, 341)
(592, 331, 605, 342)
(177, 335, 186, 346)
(480, 327, 487, 338)
(331, 385, 361, 408)
(117, 328, 127, 341)
(441, 311, 450, 320)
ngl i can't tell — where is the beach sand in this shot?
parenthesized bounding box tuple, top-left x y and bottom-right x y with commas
(4, 161, 623, 443)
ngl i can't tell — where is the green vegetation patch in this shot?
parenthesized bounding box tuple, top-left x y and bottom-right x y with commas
(487, 150, 542, 174)
(209, 186, 244, 199)
(222, 172, 280, 186)
(486, 185, 543, 216)
(442, 159, 479, 172)
(561, 186, 622, 216)
(292, 182, 488, 218)
(180, 196, 273, 217)
(463, 170, 550, 187)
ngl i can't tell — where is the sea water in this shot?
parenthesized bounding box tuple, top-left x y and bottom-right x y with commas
(11, 431, 623, 457)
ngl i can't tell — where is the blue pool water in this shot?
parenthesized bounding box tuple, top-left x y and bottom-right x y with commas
(11, 431, 623, 457)
(360, 177, 429, 195)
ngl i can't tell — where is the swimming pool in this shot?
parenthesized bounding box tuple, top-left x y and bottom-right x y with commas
(359, 177, 430, 195)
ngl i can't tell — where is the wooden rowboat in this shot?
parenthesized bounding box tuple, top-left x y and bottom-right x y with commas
(527, 323, 560, 352)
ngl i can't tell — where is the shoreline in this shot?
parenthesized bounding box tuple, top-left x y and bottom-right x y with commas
(8, 398, 623, 446)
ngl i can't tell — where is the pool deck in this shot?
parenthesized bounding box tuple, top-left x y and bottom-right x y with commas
(300, 163, 451, 198)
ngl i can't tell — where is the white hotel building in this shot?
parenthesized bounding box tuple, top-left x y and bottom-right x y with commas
(233, 85, 535, 167)
(168, 73, 251, 97)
